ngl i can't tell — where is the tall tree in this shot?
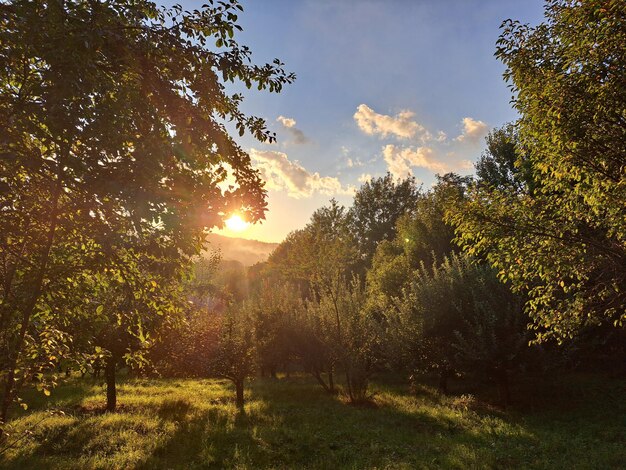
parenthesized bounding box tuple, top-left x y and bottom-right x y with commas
(0, 0, 293, 422)
(367, 173, 469, 303)
(348, 173, 421, 270)
(265, 199, 358, 294)
(474, 124, 534, 193)
(449, 0, 626, 342)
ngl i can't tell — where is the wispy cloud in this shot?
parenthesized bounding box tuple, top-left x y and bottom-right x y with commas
(358, 173, 373, 183)
(276, 115, 309, 145)
(250, 149, 353, 198)
(347, 157, 364, 168)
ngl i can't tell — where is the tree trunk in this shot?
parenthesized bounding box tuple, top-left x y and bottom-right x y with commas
(496, 368, 510, 408)
(327, 366, 335, 393)
(345, 369, 354, 401)
(312, 371, 330, 393)
(105, 357, 117, 412)
(235, 379, 244, 408)
(438, 370, 449, 395)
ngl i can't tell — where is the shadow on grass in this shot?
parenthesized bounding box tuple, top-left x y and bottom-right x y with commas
(3, 374, 624, 469)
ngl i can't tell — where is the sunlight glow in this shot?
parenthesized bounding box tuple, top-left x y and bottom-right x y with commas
(224, 214, 250, 232)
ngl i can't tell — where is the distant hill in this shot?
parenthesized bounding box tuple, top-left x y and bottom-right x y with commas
(204, 233, 278, 266)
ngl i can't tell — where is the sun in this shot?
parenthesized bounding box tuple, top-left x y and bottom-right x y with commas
(224, 214, 250, 232)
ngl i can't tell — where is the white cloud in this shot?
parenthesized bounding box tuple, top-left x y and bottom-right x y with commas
(383, 145, 446, 178)
(250, 149, 353, 198)
(277, 115, 296, 128)
(382, 144, 472, 179)
(277, 115, 309, 144)
(353, 104, 431, 141)
(358, 173, 373, 183)
(352, 106, 487, 178)
(455, 117, 488, 143)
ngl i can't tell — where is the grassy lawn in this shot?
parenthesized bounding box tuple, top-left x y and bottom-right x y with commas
(0, 374, 624, 469)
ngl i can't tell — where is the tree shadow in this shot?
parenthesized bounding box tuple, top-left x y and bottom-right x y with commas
(4, 375, 622, 469)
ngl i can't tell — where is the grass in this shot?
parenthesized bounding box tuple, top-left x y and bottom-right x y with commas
(0, 373, 624, 469)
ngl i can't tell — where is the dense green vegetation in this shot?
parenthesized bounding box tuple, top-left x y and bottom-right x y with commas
(1, 374, 624, 469)
(1, 0, 625, 468)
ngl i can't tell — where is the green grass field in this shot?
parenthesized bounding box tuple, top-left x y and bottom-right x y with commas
(1, 374, 624, 469)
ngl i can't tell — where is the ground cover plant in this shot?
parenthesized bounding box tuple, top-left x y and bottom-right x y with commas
(0, 373, 624, 470)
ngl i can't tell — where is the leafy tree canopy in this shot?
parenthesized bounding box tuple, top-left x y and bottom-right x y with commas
(0, 0, 293, 420)
(448, 0, 626, 342)
(348, 173, 421, 270)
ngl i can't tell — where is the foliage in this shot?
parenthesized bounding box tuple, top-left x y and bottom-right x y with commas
(210, 307, 256, 407)
(474, 124, 534, 193)
(367, 173, 469, 304)
(265, 200, 358, 294)
(0, 0, 293, 420)
(249, 282, 302, 378)
(347, 173, 421, 270)
(449, 0, 626, 342)
(395, 253, 530, 399)
(307, 277, 381, 403)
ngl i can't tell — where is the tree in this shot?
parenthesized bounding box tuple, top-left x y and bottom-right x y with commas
(250, 282, 301, 378)
(210, 308, 255, 409)
(265, 199, 358, 294)
(474, 124, 534, 193)
(307, 276, 380, 404)
(394, 253, 529, 401)
(367, 173, 468, 304)
(348, 173, 421, 270)
(70, 247, 188, 411)
(0, 0, 293, 423)
(449, 0, 626, 342)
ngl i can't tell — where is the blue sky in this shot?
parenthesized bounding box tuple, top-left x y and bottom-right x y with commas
(180, 0, 545, 242)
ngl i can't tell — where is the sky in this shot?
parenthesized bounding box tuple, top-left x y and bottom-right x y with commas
(179, 0, 546, 243)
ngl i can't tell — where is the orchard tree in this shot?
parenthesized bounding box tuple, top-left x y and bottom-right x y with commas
(449, 0, 626, 342)
(210, 308, 256, 409)
(0, 0, 293, 423)
(307, 276, 380, 404)
(394, 253, 529, 400)
(71, 245, 188, 411)
(250, 282, 302, 378)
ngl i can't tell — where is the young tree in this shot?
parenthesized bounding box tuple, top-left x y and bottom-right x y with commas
(250, 282, 301, 378)
(394, 253, 529, 400)
(210, 308, 255, 409)
(0, 0, 293, 423)
(307, 276, 380, 404)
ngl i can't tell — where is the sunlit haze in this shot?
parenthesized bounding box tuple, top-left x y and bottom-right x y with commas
(224, 214, 250, 233)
